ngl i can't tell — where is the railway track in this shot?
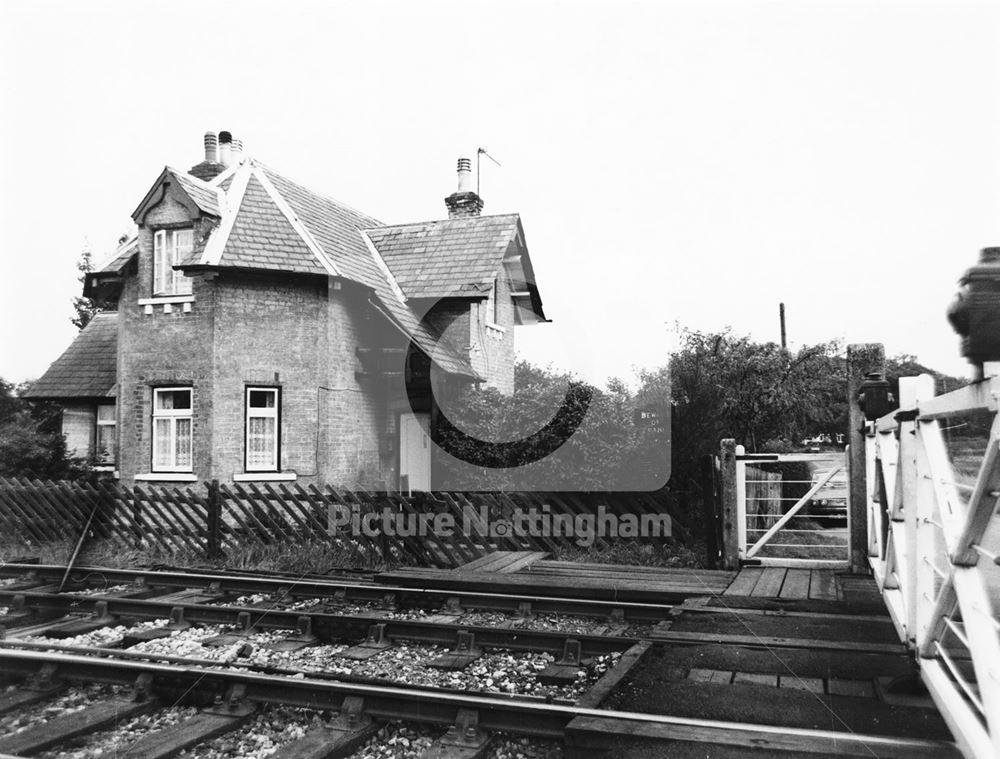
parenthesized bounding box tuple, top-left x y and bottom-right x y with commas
(0, 564, 961, 758)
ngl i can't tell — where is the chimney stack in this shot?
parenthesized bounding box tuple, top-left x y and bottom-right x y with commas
(232, 137, 244, 164)
(445, 156, 484, 218)
(203, 131, 219, 164)
(218, 130, 233, 167)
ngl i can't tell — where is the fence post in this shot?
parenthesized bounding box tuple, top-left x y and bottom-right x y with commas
(719, 439, 739, 570)
(206, 479, 221, 559)
(847, 343, 885, 574)
(701, 454, 720, 569)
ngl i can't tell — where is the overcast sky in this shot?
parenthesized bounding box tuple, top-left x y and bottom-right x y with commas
(1, 0, 997, 389)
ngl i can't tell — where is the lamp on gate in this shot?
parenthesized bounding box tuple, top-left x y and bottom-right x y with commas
(947, 247, 1000, 379)
(857, 372, 893, 422)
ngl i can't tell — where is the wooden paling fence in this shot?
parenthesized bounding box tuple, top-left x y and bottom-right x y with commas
(0, 478, 677, 568)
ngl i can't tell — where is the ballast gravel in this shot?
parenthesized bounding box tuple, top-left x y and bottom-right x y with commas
(218, 594, 431, 620)
(456, 611, 609, 636)
(346, 722, 437, 759)
(19, 619, 169, 649)
(120, 624, 619, 700)
(179, 707, 328, 758)
(68, 583, 133, 596)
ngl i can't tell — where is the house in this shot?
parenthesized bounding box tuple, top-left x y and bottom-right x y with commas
(24, 131, 548, 490)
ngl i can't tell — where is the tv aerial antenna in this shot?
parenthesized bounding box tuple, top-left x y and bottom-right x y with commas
(476, 147, 501, 196)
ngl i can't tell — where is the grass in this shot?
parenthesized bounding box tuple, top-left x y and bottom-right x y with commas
(0, 536, 385, 575)
(548, 539, 702, 568)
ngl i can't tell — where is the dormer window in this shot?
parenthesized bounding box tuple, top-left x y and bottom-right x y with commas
(153, 229, 193, 296)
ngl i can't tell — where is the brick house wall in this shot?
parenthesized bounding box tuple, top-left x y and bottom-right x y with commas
(471, 274, 515, 394)
(210, 273, 326, 482)
(118, 193, 217, 485)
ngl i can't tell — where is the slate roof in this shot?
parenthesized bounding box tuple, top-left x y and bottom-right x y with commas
(364, 214, 520, 298)
(215, 175, 327, 275)
(95, 236, 138, 274)
(169, 169, 222, 217)
(23, 312, 118, 399)
(184, 161, 476, 377)
(86, 155, 548, 380)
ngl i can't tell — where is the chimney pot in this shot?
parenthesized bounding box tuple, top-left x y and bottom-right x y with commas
(445, 155, 484, 218)
(232, 138, 244, 164)
(456, 157, 473, 193)
(218, 131, 233, 167)
(203, 131, 218, 163)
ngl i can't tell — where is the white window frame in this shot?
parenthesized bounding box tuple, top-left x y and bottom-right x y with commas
(152, 228, 194, 296)
(95, 404, 116, 465)
(152, 387, 193, 473)
(245, 387, 280, 472)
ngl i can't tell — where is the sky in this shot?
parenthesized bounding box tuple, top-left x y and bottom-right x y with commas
(1, 0, 998, 389)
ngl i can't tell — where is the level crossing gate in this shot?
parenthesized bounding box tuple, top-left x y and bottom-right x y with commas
(734, 449, 850, 569)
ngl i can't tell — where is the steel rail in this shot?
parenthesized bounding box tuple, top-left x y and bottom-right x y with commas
(0, 648, 959, 755)
(0, 590, 638, 656)
(0, 639, 574, 705)
(0, 563, 674, 621)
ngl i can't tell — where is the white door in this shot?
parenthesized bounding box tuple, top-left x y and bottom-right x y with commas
(399, 412, 431, 492)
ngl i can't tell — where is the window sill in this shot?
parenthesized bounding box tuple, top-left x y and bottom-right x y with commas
(135, 473, 197, 482)
(138, 295, 196, 305)
(233, 472, 298, 482)
(139, 295, 195, 315)
(485, 322, 506, 337)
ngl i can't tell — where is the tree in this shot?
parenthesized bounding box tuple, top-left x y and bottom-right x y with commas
(0, 379, 83, 479)
(70, 244, 99, 331)
(71, 233, 128, 331)
(433, 362, 665, 491)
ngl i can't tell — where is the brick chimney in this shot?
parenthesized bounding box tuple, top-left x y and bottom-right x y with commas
(445, 157, 484, 218)
(189, 130, 226, 181)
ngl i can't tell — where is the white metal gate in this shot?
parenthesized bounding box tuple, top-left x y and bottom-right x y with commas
(737, 446, 850, 568)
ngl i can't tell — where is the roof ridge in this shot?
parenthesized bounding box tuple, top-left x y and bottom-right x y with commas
(207, 162, 242, 187)
(254, 161, 384, 228)
(198, 162, 253, 266)
(165, 165, 218, 190)
(359, 230, 407, 303)
(253, 166, 340, 277)
(363, 212, 520, 232)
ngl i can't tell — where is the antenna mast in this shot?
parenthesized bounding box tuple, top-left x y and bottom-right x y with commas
(476, 147, 502, 196)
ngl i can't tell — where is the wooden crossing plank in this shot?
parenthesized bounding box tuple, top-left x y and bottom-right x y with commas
(750, 567, 786, 597)
(532, 560, 736, 579)
(778, 675, 825, 694)
(733, 672, 778, 687)
(565, 715, 960, 758)
(456, 551, 520, 572)
(376, 568, 723, 603)
(778, 569, 811, 600)
(496, 551, 548, 573)
(809, 570, 838, 601)
(723, 568, 762, 596)
(688, 668, 733, 683)
(829, 678, 876, 698)
(651, 629, 903, 654)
